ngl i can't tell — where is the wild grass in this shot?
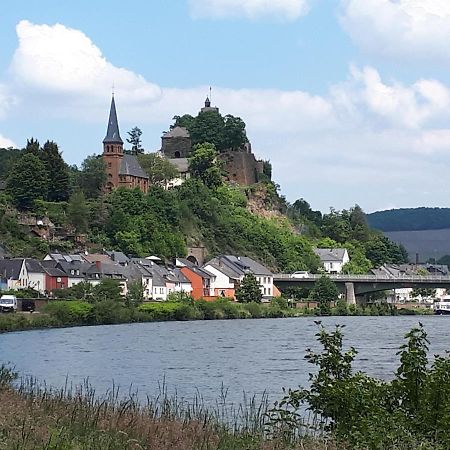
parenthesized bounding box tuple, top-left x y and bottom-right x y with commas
(0, 366, 338, 450)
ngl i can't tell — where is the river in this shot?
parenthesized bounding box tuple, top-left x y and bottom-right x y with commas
(1, 316, 449, 406)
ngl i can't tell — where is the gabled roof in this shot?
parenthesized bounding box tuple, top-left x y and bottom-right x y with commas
(103, 96, 123, 144)
(168, 158, 189, 173)
(163, 127, 190, 138)
(119, 154, 149, 179)
(204, 255, 272, 278)
(314, 248, 348, 262)
(105, 251, 130, 265)
(0, 259, 23, 280)
(25, 259, 45, 273)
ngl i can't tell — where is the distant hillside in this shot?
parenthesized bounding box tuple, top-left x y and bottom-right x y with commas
(367, 208, 450, 232)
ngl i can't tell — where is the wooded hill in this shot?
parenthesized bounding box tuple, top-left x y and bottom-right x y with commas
(0, 131, 408, 272)
(367, 208, 450, 232)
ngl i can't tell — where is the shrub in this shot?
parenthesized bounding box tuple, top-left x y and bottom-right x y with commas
(243, 301, 262, 318)
(43, 301, 94, 325)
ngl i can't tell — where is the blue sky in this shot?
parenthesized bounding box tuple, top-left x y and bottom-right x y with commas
(1, 0, 450, 213)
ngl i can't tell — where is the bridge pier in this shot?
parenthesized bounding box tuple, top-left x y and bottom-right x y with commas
(345, 282, 356, 305)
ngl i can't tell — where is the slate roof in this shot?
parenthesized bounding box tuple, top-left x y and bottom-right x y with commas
(119, 154, 149, 179)
(168, 158, 189, 173)
(105, 251, 130, 265)
(314, 248, 348, 262)
(0, 259, 23, 280)
(163, 127, 190, 138)
(25, 259, 45, 273)
(103, 96, 123, 144)
(204, 255, 272, 278)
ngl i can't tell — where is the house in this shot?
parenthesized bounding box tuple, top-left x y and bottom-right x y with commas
(314, 248, 350, 274)
(176, 258, 214, 299)
(85, 262, 129, 295)
(0, 259, 26, 291)
(202, 255, 274, 301)
(43, 266, 68, 293)
(25, 259, 46, 293)
(42, 259, 92, 288)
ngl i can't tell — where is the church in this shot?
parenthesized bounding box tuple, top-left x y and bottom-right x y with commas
(102, 96, 149, 193)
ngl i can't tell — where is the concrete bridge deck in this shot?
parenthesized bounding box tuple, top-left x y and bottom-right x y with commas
(273, 274, 450, 305)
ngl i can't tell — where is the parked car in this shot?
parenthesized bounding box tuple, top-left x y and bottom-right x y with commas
(0, 294, 18, 313)
(291, 271, 310, 279)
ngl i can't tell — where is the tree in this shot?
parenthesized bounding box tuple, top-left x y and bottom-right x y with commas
(126, 280, 144, 307)
(93, 278, 122, 302)
(223, 115, 247, 150)
(79, 155, 107, 199)
(190, 111, 226, 150)
(188, 143, 222, 188)
(172, 114, 195, 130)
(6, 153, 48, 209)
(309, 275, 339, 315)
(41, 140, 70, 201)
(137, 153, 178, 187)
(127, 127, 143, 153)
(235, 273, 263, 303)
(67, 190, 89, 233)
(24, 138, 41, 156)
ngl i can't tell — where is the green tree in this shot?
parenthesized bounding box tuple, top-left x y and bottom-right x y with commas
(126, 280, 144, 306)
(6, 153, 48, 209)
(223, 114, 247, 150)
(79, 155, 107, 199)
(235, 273, 263, 303)
(309, 275, 339, 315)
(41, 140, 70, 201)
(67, 190, 89, 233)
(190, 111, 225, 150)
(93, 278, 122, 302)
(137, 153, 178, 187)
(126, 126, 143, 153)
(189, 143, 222, 188)
(172, 114, 195, 130)
(24, 137, 41, 156)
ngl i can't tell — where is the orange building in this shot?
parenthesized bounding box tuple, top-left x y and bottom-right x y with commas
(102, 96, 149, 193)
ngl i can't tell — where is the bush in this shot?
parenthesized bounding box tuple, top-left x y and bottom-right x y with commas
(243, 301, 263, 318)
(43, 301, 94, 325)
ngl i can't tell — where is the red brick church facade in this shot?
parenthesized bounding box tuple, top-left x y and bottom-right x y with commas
(103, 96, 149, 193)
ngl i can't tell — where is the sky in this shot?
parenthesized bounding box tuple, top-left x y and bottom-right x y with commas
(1, 0, 450, 213)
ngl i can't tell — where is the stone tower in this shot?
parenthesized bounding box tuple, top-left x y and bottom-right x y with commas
(103, 95, 124, 192)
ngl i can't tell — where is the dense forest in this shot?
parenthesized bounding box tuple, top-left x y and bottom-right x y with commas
(0, 132, 408, 272)
(367, 207, 450, 232)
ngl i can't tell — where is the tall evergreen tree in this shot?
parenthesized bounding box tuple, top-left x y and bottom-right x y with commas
(67, 190, 89, 233)
(79, 155, 107, 199)
(41, 141, 70, 202)
(24, 138, 41, 156)
(126, 127, 143, 153)
(6, 153, 48, 209)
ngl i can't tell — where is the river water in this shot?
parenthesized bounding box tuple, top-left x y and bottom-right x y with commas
(1, 316, 449, 406)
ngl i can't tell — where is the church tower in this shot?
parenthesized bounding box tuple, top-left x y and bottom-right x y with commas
(102, 95, 124, 192)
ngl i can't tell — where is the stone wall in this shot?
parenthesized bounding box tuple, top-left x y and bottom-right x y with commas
(220, 151, 264, 185)
(162, 137, 192, 158)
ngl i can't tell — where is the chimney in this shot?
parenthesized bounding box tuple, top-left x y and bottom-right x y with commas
(95, 260, 101, 271)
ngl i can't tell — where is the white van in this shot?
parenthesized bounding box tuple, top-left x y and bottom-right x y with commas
(0, 295, 18, 313)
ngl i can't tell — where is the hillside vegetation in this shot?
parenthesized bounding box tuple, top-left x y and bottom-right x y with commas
(368, 207, 450, 232)
(0, 132, 408, 272)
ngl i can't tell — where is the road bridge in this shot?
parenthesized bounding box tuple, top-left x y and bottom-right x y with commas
(273, 274, 450, 305)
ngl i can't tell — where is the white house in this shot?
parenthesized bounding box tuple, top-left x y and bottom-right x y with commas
(314, 248, 350, 274)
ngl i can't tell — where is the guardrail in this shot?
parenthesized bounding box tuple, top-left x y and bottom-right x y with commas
(274, 274, 450, 283)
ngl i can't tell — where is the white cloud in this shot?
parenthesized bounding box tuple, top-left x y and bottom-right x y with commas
(0, 134, 16, 148)
(4, 20, 450, 211)
(10, 20, 161, 106)
(341, 0, 450, 61)
(189, 0, 311, 21)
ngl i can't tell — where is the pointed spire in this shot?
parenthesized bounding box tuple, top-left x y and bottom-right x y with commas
(103, 95, 123, 144)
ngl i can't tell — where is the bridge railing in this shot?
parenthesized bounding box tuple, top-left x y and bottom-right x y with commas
(274, 273, 450, 283)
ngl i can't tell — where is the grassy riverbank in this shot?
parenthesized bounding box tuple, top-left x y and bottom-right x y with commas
(0, 366, 335, 450)
(0, 298, 432, 333)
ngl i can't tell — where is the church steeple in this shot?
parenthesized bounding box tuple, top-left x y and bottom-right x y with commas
(103, 95, 123, 144)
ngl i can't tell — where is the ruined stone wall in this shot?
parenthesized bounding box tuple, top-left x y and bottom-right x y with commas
(162, 137, 192, 158)
(220, 151, 263, 185)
